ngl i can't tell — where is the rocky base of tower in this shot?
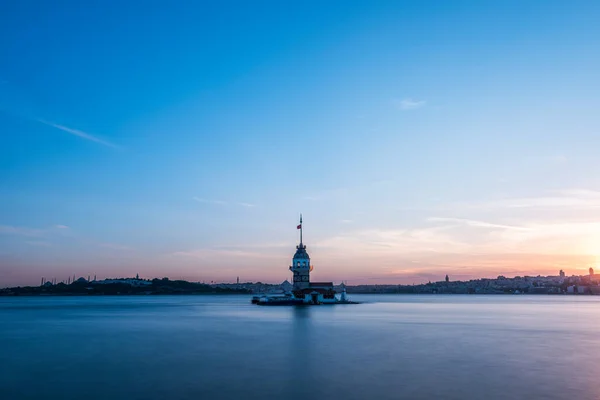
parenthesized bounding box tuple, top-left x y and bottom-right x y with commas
(251, 287, 358, 305)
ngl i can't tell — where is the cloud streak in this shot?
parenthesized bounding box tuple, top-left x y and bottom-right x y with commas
(0, 224, 70, 238)
(193, 197, 226, 205)
(37, 120, 121, 149)
(394, 98, 426, 110)
(0, 225, 44, 237)
(315, 215, 600, 265)
(427, 217, 530, 231)
(171, 248, 282, 261)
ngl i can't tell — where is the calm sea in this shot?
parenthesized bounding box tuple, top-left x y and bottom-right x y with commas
(1, 294, 599, 400)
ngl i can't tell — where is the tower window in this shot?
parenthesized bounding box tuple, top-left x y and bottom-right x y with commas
(297, 262, 300, 266)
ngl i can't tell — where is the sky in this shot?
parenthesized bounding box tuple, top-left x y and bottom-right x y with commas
(2, 0, 600, 287)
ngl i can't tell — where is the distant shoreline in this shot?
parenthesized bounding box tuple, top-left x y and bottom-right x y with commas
(0, 291, 594, 297)
(4, 273, 600, 296)
(0, 277, 250, 297)
(0, 292, 249, 297)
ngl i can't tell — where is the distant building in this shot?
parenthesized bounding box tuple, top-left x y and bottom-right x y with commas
(567, 285, 588, 294)
(559, 270, 565, 278)
(279, 280, 292, 292)
(590, 267, 594, 276)
(95, 278, 151, 287)
(445, 275, 449, 283)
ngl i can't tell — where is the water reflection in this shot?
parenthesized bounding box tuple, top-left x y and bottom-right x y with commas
(286, 306, 312, 398)
(2, 295, 600, 400)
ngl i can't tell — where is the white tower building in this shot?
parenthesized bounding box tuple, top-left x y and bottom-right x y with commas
(290, 215, 311, 290)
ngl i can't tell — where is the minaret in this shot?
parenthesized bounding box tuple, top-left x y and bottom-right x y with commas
(289, 214, 311, 290)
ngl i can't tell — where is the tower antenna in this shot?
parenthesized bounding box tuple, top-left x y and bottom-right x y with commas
(300, 214, 303, 245)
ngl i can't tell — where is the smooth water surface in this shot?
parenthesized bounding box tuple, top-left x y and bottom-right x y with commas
(1, 295, 599, 400)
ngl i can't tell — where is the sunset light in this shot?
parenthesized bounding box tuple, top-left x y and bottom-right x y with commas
(3, 2, 600, 400)
(1, 2, 599, 288)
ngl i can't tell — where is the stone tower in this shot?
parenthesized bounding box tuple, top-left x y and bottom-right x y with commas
(290, 214, 311, 290)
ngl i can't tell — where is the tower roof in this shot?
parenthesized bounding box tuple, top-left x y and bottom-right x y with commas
(293, 243, 310, 259)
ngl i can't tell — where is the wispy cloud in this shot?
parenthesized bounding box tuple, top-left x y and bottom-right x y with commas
(315, 226, 468, 256)
(314, 211, 600, 269)
(37, 120, 121, 149)
(171, 248, 281, 260)
(168, 242, 290, 274)
(0, 224, 71, 238)
(193, 197, 255, 207)
(394, 98, 426, 111)
(193, 197, 226, 205)
(458, 189, 600, 211)
(0, 225, 44, 237)
(427, 217, 530, 231)
(419, 189, 600, 217)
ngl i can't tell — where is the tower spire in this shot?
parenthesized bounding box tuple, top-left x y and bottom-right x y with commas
(300, 214, 303, 245)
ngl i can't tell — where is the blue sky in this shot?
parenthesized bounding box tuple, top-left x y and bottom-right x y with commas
(2, 1, 600, 286)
